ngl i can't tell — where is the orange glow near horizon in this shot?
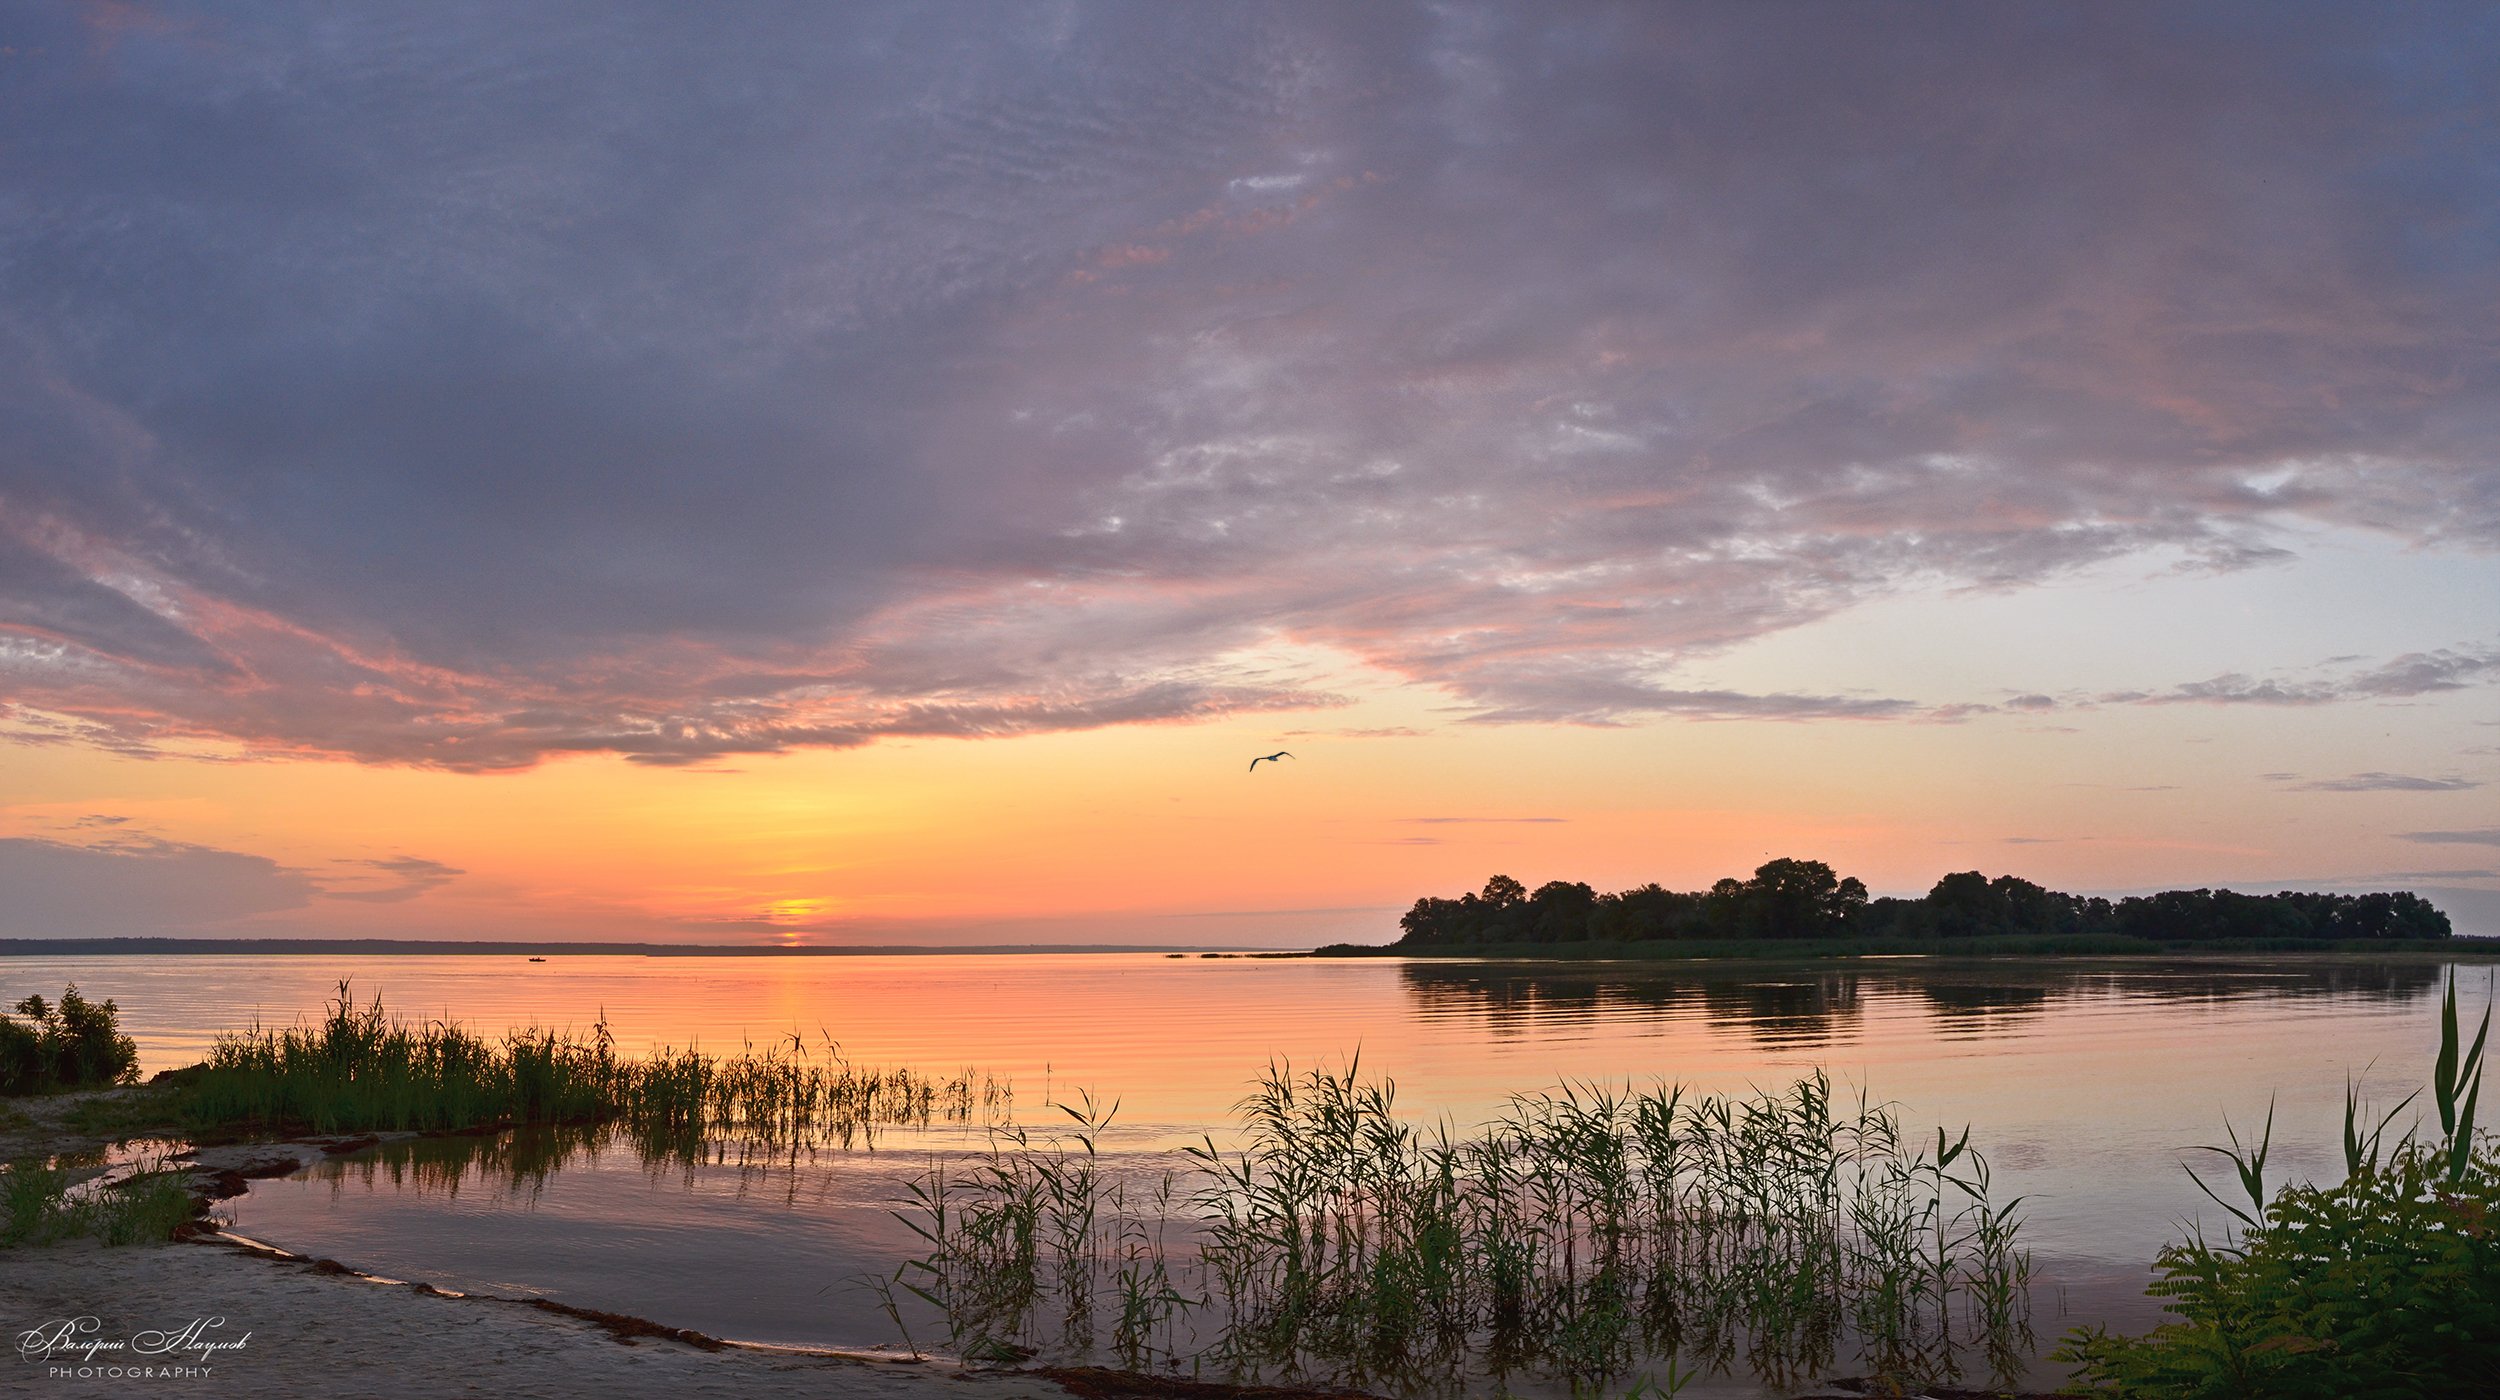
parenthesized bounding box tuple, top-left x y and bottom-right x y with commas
(4, 619, 2493, 946)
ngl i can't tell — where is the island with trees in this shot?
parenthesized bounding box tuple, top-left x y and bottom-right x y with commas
(1318, 858, 2464, 958)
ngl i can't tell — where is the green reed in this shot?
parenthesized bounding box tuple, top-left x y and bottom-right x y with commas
(2, 1153, 198, 1248)
(898, 1062, 2030, 1395)
(184, 981, 1005, 1153)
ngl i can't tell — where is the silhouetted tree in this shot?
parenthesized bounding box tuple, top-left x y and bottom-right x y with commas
(1716, 858, 1863, 939)
(1590, 883, 1710, 941)
(1387, 865, 2447, 949)
(2109, 887, 2450, 942)
(1528, 880, 1598, 942)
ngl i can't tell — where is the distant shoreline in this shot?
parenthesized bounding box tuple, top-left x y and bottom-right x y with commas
(0, 937, 1253, 957)
(8, 934, 2494, 961)
(1310, 932, 2500, 962)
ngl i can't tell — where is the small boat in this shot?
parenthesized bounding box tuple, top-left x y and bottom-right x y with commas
(527, 956, 546, 962)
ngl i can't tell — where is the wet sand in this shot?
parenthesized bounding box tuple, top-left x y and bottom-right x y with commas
(4, 1235, 1074, 1399)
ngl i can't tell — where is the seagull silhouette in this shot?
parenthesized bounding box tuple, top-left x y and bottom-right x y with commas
(1247, 751, 1293, 772)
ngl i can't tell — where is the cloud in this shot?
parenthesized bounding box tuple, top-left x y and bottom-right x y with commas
(2117, 645, 2500, 709)
(0, 834, 315, 936)
(322, 855, 466, 903)
(2276, 772, 2484, 792)
(667, 917, 800, 935)
(2344, 648, 2500, 699)
(2398, 829, 2500, 847)
(1448, 673, 1920, 726)
(1, 5, 2496, 766)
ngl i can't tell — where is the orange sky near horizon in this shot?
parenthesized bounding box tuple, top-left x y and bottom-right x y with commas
(7, 566, 2494, 947)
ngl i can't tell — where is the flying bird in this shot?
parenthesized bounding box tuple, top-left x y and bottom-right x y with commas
(1248, 751, 1293, 772)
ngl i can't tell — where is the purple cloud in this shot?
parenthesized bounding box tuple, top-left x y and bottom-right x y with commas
(1, 4, 2495, 767)
(2115, 645, 2500, 710)
(323, 855, 467, 904)
(0, 834, 314, 935)
(2399, 829, 2500, 847)
(2279, 773, 2483, 793)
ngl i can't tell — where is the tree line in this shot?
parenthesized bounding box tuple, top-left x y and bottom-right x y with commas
(1391, 859, 2453, 947)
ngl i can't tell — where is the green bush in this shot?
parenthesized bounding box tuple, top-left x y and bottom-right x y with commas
(2059, 974, 2496, 1396)
(2058, 1145, 2497, 1397)
(0, 986, 140, 1095)
(0, 1017, 35, 1093)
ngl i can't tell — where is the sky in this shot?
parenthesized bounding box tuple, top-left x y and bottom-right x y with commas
(1, 1, 2495, 945)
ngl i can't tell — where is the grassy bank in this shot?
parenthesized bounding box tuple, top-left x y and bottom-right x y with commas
(184, 982, 1008, 1149)
(1311, 934, 2492, 962)
(5, 983, 1016, 1252)
(1, 983, 1015, 1255)
(2, 1155, 196, 1247)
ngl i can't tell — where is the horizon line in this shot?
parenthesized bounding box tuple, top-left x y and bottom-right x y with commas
(0, 937, 1273, 957)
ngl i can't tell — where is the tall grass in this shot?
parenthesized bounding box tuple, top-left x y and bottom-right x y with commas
(899, 1063, 2030, 1394)
(185, 982, 1007, 1154)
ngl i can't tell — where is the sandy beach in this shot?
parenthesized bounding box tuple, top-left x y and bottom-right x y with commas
(5, 1234, 1080, 1400)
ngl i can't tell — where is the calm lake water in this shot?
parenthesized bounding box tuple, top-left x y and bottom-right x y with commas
(10, 951, 2489, 1394)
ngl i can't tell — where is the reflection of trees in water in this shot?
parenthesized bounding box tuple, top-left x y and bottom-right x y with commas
(1698, 976, 1862, 1046)
(1398, 966, 1702, 1039)
(2051, 960, 2445, 1007)
(1397, 965, 1865, 1046)
(1919, 982, 2051, 1028)
(1399, 958, 2454, 1044)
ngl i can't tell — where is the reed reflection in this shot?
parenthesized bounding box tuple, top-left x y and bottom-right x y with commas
(308, 1117, 979, 1217)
